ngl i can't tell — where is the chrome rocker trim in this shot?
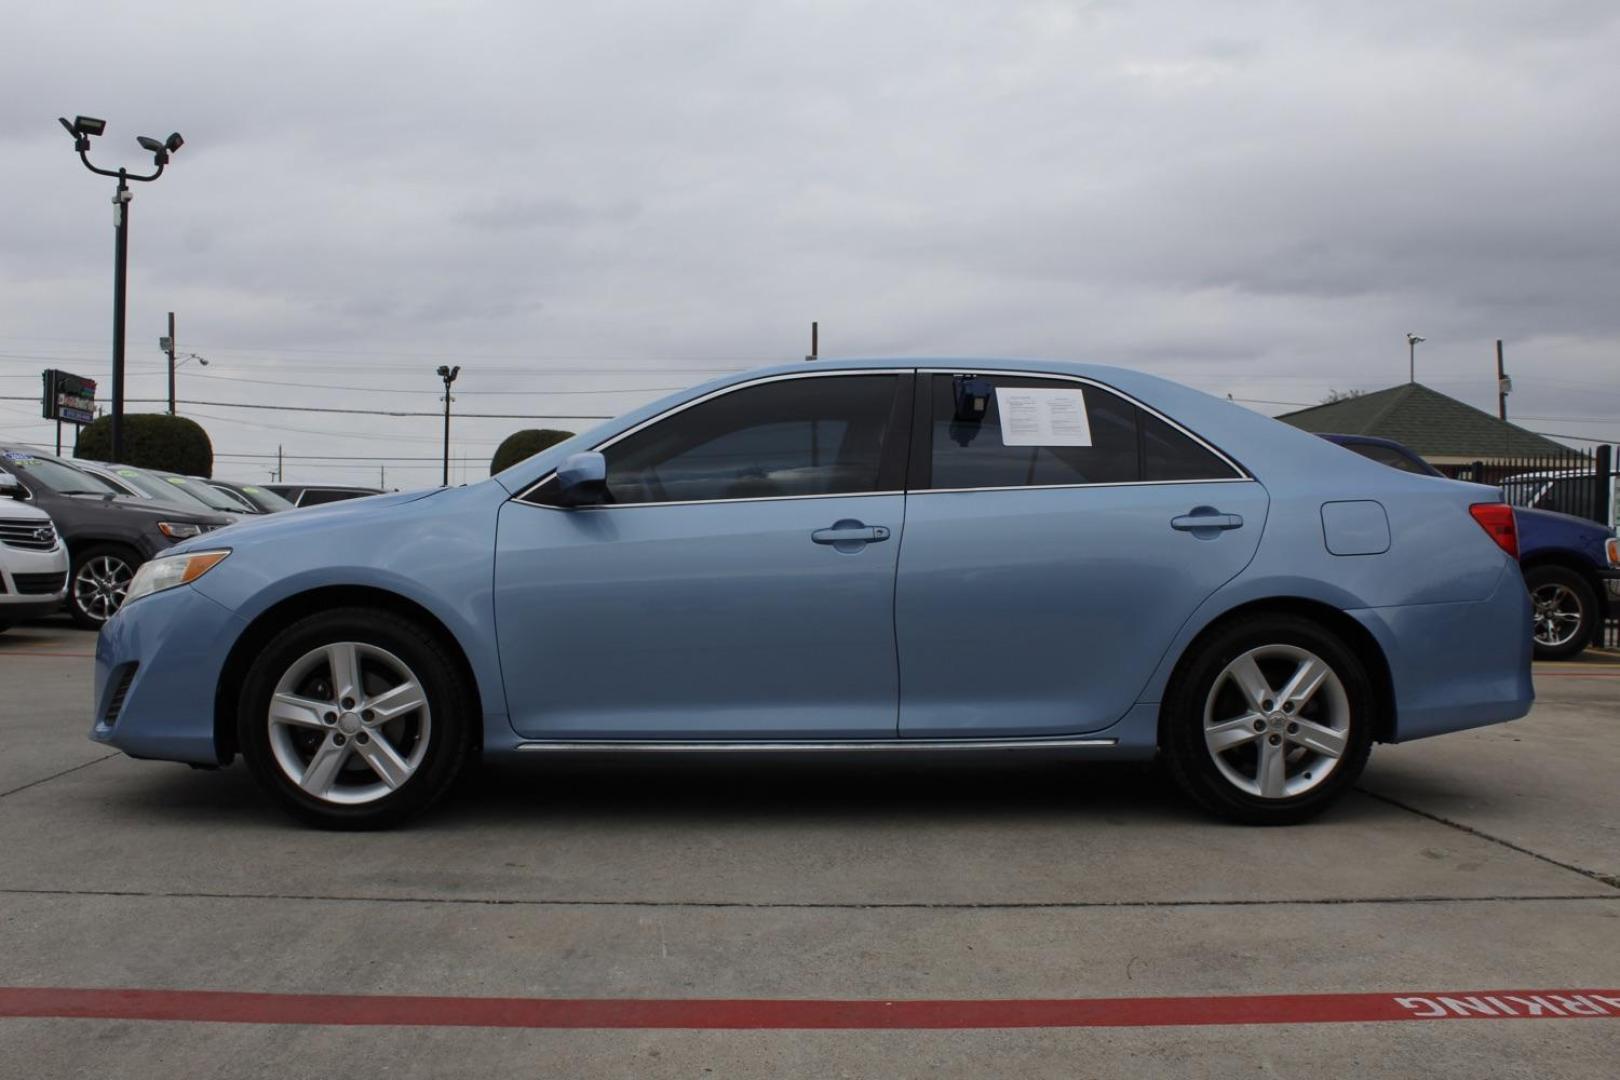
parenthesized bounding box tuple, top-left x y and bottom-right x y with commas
(515, 735, 1119, 753)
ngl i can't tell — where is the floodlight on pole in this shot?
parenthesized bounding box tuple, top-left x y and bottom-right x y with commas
(57, 113, 185, 462)
(437, 364, 461, 486)
(1406, 333, 1425, 383)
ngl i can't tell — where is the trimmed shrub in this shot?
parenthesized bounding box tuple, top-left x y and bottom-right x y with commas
(491, 429, 574, 474)
(76, 413, 214, 477)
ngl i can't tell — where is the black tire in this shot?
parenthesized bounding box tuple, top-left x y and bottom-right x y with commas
(237, 607, 472, 829)
(68, 543, 141, 630)
(1524, 565, 1596, 661)
(1160, 614, 1377, 825)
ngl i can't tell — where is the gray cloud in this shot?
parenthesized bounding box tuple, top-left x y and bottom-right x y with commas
(2, 0, 1616, 482)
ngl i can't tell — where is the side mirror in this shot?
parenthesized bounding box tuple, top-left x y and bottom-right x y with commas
(555, 451, 608, 507)
(0, 471, 24, 500)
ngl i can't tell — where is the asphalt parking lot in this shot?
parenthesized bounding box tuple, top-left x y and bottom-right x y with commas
(1, 619, 1617, 1078)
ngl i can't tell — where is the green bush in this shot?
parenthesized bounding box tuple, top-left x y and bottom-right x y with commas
(491, 429, 574, 474)
(76, 413, 214, 477)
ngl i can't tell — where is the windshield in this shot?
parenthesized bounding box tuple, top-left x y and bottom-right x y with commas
(102, 466, 215, 510)
(0, 451, 121, 496)
(158, 473, 249, 513)
(230, 483, 296, 512)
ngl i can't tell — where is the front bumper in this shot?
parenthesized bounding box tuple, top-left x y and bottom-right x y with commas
(1601, 568, 1620, 606)
(1, 544, 69, 621)
(91, 583, 246, 764)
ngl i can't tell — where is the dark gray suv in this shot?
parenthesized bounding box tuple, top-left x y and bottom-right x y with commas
(0, 447, 233, 628)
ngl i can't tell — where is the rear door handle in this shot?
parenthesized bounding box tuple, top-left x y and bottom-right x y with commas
(1171, 512, 1244, 532)
(812, 523, 891, 545)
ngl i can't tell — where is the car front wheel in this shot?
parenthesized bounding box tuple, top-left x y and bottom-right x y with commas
(69, 544, 140, 629)
(238, 608, 472, 829)
(1524, 565, 1595, 661)
(1161, 614, 1376, 825)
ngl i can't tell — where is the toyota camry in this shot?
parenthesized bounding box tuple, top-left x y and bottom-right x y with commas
(92, 359, 1533, 828)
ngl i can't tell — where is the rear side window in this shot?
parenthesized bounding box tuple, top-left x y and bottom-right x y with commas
(298, 489, 358, 506)
(923, 375, 1237, 489)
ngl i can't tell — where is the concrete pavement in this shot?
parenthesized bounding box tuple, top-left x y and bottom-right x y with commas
(0, 622, 1616, 1077)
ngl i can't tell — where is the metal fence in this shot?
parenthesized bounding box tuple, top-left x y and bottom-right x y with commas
(1445, 444, 1614, 528)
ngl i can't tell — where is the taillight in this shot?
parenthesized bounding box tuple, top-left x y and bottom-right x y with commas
(1469, 503, 1519, 559)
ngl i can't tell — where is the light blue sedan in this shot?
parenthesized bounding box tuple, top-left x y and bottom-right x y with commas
(92, 360, 1533, 828)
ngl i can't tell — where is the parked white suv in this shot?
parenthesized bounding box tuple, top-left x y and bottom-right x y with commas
(0, 470, 70, 632)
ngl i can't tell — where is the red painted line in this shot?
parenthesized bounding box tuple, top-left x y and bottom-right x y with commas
(0, 987, 1616, 1030)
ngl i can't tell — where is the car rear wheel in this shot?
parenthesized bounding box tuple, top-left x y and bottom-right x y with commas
(1524, 565, 1595, 661)
(69, 544, 140, 629)
(1161, 614, 1376, 825)
(238, 607, 471, 829)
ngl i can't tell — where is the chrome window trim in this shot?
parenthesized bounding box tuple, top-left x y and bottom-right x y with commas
(513, 364, 1250, 508)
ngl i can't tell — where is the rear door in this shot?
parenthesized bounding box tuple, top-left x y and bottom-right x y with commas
(895, 372, 1270, 738)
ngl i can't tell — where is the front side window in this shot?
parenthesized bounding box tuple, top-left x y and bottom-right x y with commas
(585, 374, 903, 505)
(922, 375, 1237, 490)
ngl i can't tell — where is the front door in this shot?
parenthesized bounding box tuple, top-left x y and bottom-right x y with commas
(495, 371, 913, 740)
(896, 372, 1269, 737)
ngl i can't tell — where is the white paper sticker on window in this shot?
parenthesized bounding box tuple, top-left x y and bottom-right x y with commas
(995, 388, 1093, 446)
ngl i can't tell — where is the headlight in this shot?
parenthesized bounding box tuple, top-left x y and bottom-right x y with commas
(1607, 537, 1619, 568)
(158, 521, 205, 540)
(124, 550, 230, 606)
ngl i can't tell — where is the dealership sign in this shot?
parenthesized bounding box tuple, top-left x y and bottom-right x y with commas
(41, 369, 97, 425)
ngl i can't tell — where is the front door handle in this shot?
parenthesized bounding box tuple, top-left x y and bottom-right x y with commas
(812, 520, 891, 550)
(1171, 509, 1244, 536)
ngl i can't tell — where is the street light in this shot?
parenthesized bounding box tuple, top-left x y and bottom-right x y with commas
(57, 114, 185, 461)
(1406, 333, 1425, 383)
(157, 329, 208, 415)
(436, 364, 461, 486)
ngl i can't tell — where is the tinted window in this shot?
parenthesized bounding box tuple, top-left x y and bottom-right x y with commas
(927, 376, 1139, 489)
(299, 489, 365, 506)
(0, 452, 120, 496)
(1140, 410, 1240, 481)
(597, 375, 901, 504)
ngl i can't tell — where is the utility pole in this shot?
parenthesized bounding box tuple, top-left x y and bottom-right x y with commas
(436, 365, 461, 486)
(1406, 333, 1425, 383)
(1495, 339, 1511, 420)
(164, 311, 177, 414)
(805, 320, 818, 361)
(276, 444, 283, 483)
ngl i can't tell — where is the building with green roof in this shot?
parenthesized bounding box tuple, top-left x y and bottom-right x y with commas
(1274, 382, 1571, 467)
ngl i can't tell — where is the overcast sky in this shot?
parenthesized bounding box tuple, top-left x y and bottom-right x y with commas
(2, 0, 1617, 485)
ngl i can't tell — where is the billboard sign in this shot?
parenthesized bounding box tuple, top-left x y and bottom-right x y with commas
(41, 369, 97, 425)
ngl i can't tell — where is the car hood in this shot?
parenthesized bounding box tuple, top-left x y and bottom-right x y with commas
(62, 491, 233, 525)
(0, 499, 53, 522)
(1514, 505, 1612, 539)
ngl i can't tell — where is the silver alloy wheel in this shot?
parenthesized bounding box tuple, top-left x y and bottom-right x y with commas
(1531, 583, 1584, 648)
(267, 641, 432, 805)
(1202, 644, 1351, 800)
(73, 555, 133, 622)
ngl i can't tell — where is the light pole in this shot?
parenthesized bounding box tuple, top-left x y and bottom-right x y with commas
(1406, 332, 1425, 383)
(437, 364, 461, 486)
(58, 116, 184, 463)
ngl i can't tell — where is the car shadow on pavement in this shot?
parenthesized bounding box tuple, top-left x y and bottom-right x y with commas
(99, 754, 1407, 831)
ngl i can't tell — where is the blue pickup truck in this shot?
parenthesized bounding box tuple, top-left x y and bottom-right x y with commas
(1320, 434, 1620, 660)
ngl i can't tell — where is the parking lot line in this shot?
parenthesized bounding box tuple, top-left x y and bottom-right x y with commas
(2, 986, 1617, 1030)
